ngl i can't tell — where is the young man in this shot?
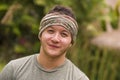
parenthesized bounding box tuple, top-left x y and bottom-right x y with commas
(0, 5, 89, 80)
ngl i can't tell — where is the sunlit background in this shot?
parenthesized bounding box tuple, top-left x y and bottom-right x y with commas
(0, 0, 120, 80)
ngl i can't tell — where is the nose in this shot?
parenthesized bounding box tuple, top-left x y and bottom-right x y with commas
(51, 33, 61, 43)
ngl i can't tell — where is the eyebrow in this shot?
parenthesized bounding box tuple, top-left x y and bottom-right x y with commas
(47, 26, 70, 33)
(62, 29, 70, 33)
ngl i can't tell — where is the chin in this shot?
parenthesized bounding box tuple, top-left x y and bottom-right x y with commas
(47, 51, 64, 58)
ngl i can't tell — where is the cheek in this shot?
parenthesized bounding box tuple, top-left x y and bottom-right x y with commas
(40, 33, 51, 42)
(62, 38, 72, 45)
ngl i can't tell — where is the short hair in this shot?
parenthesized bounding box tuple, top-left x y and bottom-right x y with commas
(48, 5, 76, 20)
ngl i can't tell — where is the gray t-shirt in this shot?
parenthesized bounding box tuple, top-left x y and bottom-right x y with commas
(0, 54, 89, 80)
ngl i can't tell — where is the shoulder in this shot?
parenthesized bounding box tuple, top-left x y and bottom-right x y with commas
(66, 59, 89, 80)
(3, 54, 37, 73)
(0, 54, 37, 80)
(9, 54, 37, 75)
(11, 54, 35, 64)
(9, 54, 37, 69)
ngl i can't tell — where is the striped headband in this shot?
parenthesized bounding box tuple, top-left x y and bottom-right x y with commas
(39, 13, 78, 44)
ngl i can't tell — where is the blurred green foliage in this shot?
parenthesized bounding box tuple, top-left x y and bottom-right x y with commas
(0, 0, 120, 80)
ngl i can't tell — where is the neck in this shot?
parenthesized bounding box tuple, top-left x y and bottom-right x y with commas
(37, 51, 66, 70)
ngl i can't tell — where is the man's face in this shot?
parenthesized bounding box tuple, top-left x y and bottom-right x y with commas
(40, 25, 72, 58)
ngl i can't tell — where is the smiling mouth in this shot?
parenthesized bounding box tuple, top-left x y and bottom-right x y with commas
(49, 44, 60, 48)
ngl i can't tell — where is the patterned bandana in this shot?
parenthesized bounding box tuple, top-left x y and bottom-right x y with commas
(39, 13, 78, 44)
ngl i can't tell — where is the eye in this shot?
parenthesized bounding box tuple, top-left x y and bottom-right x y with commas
(47, 29, 54, 34)
(61, 32, 69, 37)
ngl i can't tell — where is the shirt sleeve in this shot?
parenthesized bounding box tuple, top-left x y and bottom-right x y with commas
(0, 61, 14, 80)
